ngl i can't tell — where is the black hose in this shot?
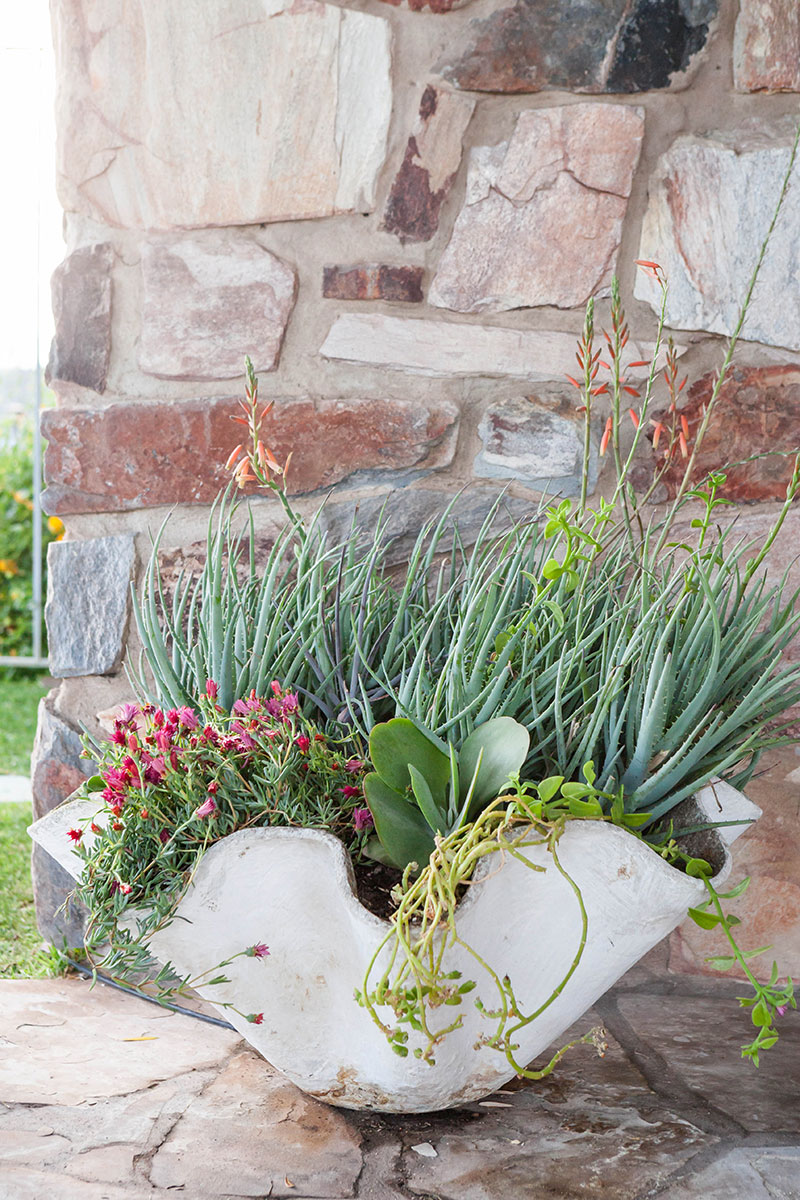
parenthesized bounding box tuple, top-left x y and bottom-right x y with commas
(65, 956, 237, 1031)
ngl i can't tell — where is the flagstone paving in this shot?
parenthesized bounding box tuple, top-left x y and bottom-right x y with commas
(0, 975, 798, 1199)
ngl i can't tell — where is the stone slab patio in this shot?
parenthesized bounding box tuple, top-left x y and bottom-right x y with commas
(0, 973, 798, 1199)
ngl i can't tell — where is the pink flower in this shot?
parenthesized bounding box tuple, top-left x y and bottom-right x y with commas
(118, 882, 133, 895)
(115, 703, 141, 728)
(154, 728, 172, 753)
(270, 680, 282, 696)
(67, 828, 83, 842)
(246, 943, 270, 959)
(353, 808, 374, 832)
(777, 1004, 788, 1017)
(194, 797, 217, 819)
(247, 1012, 264, 1025)
(178, 706, 198, 730)
(280, 693, 299, 716)
(143, 755, 166, 784)
(294, 735, 310, 753)
(345, 758, 365, 774)
(341, 785, 361, 800)
(207, 780, 219, 794)
(232, 698, 250, 717)
(206, 679, 218, 699)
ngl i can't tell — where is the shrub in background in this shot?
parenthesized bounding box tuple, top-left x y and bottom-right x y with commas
(0, 412, 61, 660)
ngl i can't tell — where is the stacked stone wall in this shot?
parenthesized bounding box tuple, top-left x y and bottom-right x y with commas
(36, 0, 800, 974)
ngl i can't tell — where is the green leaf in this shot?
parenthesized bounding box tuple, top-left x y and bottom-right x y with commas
(621, 812, 651, 828)
(408, 763, 448, 834)
(717, 877, 751, 900)
(537, 776, 564, 804)
(560, 783, 592, 801)
(542, 600, 565, 630)
(542, 557, 563, 580)
(741, 945, 773, 961)
(458, 718, 530, 813)
(361, 835, 396, 868)
(685, 857, 713, 878)
(567, 797, 604, 818)
(363, 773, 434, 871)
(86, 776, 106, 793)
(751, 1000, 770, 1027)
(705, 955, 737, 971)
(688, 907, 723, 930)
(582, 761, 596, 786)
(369, 718, 450, 802)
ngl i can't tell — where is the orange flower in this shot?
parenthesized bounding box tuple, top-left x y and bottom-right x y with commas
(634, 259, 666, 282)
(599, 417, 613, 457)
(650, 420, 666, 451)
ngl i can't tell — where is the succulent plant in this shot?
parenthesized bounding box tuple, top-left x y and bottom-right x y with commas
(363, 716, 530, 870)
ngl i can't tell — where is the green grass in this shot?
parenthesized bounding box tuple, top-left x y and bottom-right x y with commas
(0, 673, 52, 977)
(0, 672, 48, 774)
(0, 802, 45, 977)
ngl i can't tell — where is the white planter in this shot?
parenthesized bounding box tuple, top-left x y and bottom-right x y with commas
(30, 780, 759, 1113)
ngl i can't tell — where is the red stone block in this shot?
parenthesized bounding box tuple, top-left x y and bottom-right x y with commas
(651, 366, 800, 502)
(41, 396, 459, 515)
(381, 86, 475, 244)
(376, 0, 468, 9)
(322, 265, 424, 303)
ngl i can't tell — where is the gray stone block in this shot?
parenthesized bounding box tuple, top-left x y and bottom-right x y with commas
(46, 243, 113, 394)
(474, 397, 598, 498)
(46, 535, 136, 677)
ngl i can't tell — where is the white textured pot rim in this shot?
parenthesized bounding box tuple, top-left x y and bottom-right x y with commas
(29, 777, 754, 929)
(182, 803, 742, 934)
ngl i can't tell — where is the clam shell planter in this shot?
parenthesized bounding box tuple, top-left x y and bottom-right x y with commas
(30, 780, 759, 1113)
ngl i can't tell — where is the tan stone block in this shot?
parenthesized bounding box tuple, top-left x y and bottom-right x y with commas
(429, 104, 644, 313)
(734, 0, 800, 92)
(149, 1051, 362, 1198)
(54, 1, 392, 229)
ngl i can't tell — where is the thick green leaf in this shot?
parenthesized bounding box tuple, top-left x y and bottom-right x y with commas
(86, 775, 106, 793)
(458, 717, 530, 811)
(408, 763, 448, 833)
(369, 718, 450, 802)
(363, 773, 434, 871)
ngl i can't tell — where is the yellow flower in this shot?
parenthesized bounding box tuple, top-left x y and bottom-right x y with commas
(0, 559, 19, 576)
(47, 516, 65, 537)
(12, 491, 34, 511)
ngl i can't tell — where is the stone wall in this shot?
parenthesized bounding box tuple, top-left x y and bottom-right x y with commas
(36, 0, 800, 971)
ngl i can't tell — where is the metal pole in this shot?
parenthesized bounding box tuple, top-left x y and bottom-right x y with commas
(32, 40, 44, 665)
(0, 42, 48, 671)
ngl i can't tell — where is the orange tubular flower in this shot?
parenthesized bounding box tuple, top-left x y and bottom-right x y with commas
(599, 417, 613, 457)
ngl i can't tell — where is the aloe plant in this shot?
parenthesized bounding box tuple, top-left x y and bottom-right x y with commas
(364, 716, 530, 870)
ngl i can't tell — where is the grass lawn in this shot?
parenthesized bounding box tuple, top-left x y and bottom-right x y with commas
(0, 672, 51, 977)
(0, 802, 45, 977)
(0, 671, 48, 775)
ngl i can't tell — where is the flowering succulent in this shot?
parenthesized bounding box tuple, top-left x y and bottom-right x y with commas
(71, 684, 367, 993)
